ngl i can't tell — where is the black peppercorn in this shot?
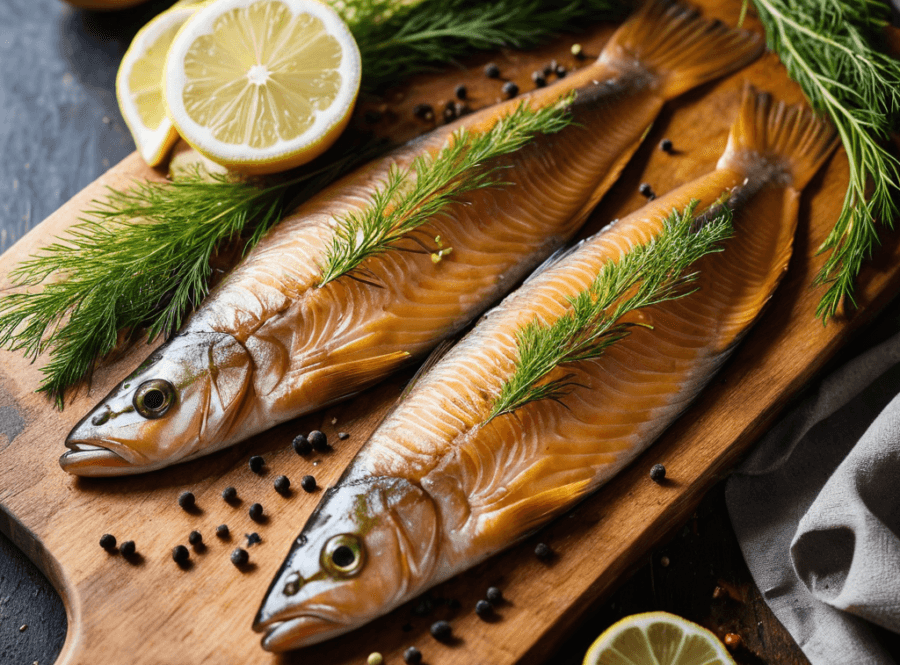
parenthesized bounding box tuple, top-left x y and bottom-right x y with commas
(338, 432, 349, 440)
(555, 64, 567, 78)
(660, 138, 673, 153)
(249, 455, 265, 473)
(188, 530, 203, 546)
(455, 102, 471, 117)
(216, 524, 230, 539)
(454, 84, 467, 100)
(475, 599, 493, 618)
(301, 475, 317, 493)
(249, 503, 264, 521)
(231, 548, 249, 567)
(403, 646, 422, 664)
(430, 620, 452, 641)
(178, 491, 195, 510)
(274, 475, 291, 495)
(308, 430, 329, 452)
(222, 486, 237, 502)
(639, 182, 655, 198)
(532, 71, 547, 88)
(246, 532, 262, 546)
(443, 106, 456, 122)
(99, 534, 117, 550)
(172, 545, 189, 564)
(413, 103, 434, 121)
(535, 542, 553, 560)
(119, 540, 136, 557)
(502, 81, 519, 99)
(484, 62, 500, 78)
(543, 63, 553, 77)
(292, 434, 312, 455)
(486, 586, 503, 604)
(650, 463, 667, 482)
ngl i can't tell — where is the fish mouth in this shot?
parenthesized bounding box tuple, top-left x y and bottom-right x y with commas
(255, 614, 349, 652)
(59, 441, 135, 476)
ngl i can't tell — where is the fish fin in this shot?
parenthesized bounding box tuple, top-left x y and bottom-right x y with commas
(522, 240, 588, 286)
(600, 0, 763, 100)
(718, 84, 839, 191)
(480, 477, 594, 540)
(400, 339, 456, 401)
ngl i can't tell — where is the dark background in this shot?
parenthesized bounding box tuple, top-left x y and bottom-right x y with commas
(0, 1, 897, 664)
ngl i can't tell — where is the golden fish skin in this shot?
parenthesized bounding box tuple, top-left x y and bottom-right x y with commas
(252, 87, 837, 651)
(61, 0, 763, 476)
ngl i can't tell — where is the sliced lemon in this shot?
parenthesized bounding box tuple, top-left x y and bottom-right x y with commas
(583, 612, 736, 665)
(116, 5, 203, 167)
(163, 0, 361, 175)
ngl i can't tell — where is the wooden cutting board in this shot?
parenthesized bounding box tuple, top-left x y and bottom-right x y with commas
(1, 2, 898, 663)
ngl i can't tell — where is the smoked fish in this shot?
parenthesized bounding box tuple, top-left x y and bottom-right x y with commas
(252, 87, 838, 651)
(62, 1, 762, 475)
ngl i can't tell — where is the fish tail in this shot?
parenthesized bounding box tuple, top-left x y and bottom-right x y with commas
(599, 0, 764, 100)
(718, 84, 839, 190)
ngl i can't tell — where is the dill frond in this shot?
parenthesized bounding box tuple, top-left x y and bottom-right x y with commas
(750, 0, 900, 321)
(488, 201, 733, 420)
(319, 94, 575, 286)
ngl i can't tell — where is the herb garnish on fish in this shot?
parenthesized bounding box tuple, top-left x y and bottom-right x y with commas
(489, 201, 733, 420)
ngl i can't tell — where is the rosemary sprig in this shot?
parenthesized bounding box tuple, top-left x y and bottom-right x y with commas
(0, 156, 354, 407)
(319, 95, 575, 286)
(750, 0, 900, 321)
(488, 201, 733, 420)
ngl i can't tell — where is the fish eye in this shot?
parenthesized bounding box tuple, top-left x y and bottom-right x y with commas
(133, 379, 176, 419)
(321, 534, 365, 578)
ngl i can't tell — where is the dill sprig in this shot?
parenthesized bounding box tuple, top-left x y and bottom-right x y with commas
(0, 157, 353, 407)
(343, 0, 628, 91)
(319, 95, 575, 286)
(750, 0, 900, 321)
(488, 201, 734, 420)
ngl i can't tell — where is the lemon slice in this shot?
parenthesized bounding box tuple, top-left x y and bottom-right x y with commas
(583, 612, 736, 665)
(116, 5, 202, 167)
(163, 0, 361, 175)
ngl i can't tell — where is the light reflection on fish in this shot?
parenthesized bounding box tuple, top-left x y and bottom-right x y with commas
(252, 88, 837, 651)
(61, 0, 762, 476)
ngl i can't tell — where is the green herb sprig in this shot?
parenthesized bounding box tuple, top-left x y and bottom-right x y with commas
(319, 95, 575, 286)
(750, 0, 900, 321)
(488, 201, 733, 420)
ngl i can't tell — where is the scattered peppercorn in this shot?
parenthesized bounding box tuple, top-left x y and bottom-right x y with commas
(430, 620, 452, 641)
(222, 486, 237, 503)
(555, 64, 567, 78)
(172, 545, 189, 565)
(486, 586, 503, 604)
(216, 524, 230, 539)
(119, 540, 136, 557)
(531, 71, 547, 87)
(475, 599, 493, 618)
(231, 548, 249, 567)
(308, 430, 329, 451)
(443, 106, 456, 122)
(571, 43, 584, 59)
(650, 463, 667, 482)
(660, 138, 674, 153)
(178, 491, 195, 510)
(338, 432, 349, 440)
(367, 653, 384, 665)
(455, 102, 471, 117)
(249, 455, 265, 473)
(534, 542, 553, 560)
(292, 434, 312, 455)
(454, 83, 467, 100)
(403, 646, 423, 664)
(660, 555, 670, 567)
(246, 532, 262, 546)
(249, 503, 264, 521)
(99, 534, 117, 550)
(301, 475, 317, 492)
(542, 63, 553, 77)
(484, 62, 500, 78)
(274, 475, 291, 495)
(639, 182, 655, 198)
(502, 81, 519, 98)
(413, 103, 434, 121)
(188, 530, 203, 547)
(724, 633, 742, 649)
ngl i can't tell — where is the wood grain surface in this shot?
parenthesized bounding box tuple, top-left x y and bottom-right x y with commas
(1, 1, 898, 663)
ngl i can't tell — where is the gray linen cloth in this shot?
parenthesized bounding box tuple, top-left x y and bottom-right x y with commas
(726, 330, 900, 665)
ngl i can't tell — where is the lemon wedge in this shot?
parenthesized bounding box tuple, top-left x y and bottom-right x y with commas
(163, 0, 361, 175)
(116, 4, 202, 167)
(583, 612, 736, 665)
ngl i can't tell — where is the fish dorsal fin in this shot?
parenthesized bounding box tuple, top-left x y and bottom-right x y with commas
(400, 338, 456, 402)
(523, 240, 587, 286)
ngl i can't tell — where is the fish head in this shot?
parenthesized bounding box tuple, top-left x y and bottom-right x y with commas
(61, 331, 252, 476)
(254, 476, 440, 652)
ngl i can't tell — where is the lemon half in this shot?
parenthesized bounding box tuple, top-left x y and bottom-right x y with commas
(117, 5, 202, 167)
(163, 0, 361, 175)
(583, 612, 736, 665)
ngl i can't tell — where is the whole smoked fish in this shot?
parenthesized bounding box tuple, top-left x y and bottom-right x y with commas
(62, 1, 762, 475)
(253, 88, 837, 651)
